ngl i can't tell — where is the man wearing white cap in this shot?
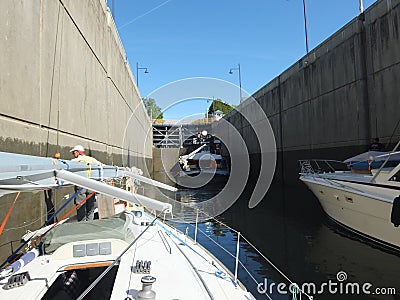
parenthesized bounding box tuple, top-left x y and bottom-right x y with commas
(70, 145, 102, 164)
(69, 145, 102, 221)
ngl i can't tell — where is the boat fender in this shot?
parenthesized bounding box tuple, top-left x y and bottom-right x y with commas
(3, 249, 39, 276)
(390, 196, 400, 227)
(136, 275, 156, 300)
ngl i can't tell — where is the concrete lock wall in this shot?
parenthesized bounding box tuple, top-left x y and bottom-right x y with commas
(225, 0, 400, 183)
(0, 0, 152, 258)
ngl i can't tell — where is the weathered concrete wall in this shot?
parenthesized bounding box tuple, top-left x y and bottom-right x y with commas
(153, 148, 180, 186)
(0, 0, 152, 259)
(225, 0, 400, 183)
(0, 0, 151, 165)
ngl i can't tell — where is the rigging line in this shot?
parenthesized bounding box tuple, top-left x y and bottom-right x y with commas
(386, 117, 400, 148)
(177, 220, 236, 260)
(56, 2, 65, 147)
(27, 191, 95, 252)
(47, 192, 95, 232)
(171, 201, 240, 234)
(45, 188, 82, 225)
(0, 192, 21, 237)
(138, 209, 215, 264)
(118, 0, 173, 30)
(236, 259, 272, 300)
(76, 209, 167, 300)
(173, 213, 310, 299)
(45, 3, 62, 157)
(3, 215, 42, 232)
(0, 188, 82, 268)
(155, 218, 237, 287)
(171, 216, 279, 299)
(240, 235, 313, 300)
(196, 228, 235, 257)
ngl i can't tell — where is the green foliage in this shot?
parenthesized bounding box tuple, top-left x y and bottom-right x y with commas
(207, 99, 234, 116)
(142, 98, 163, 119)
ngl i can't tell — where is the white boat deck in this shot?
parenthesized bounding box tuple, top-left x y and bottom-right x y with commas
(0, 213, 254, 300)
(115, 215, 253, 299)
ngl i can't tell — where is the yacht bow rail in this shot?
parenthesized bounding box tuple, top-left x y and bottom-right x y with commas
(299, 159, 348, 175)
(299, 159, 376, 196)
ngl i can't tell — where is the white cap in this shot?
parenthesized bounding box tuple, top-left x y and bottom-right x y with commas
(70, 145, 85, 152)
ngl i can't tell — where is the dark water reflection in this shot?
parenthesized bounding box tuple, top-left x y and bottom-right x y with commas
(171, 182, 400, 300)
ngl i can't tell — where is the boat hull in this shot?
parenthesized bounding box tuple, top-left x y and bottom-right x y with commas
(301, 176, 400, 250)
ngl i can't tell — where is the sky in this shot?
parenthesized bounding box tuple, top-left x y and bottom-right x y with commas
(112, 0, 377, 120)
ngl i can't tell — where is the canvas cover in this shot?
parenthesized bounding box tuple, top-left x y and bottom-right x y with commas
(42, 213, 134, 254)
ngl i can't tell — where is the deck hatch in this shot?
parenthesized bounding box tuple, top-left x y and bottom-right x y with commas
(86, 243, 99, 256)
(99, 242, 112, 255)
(73, 244, 86, 257)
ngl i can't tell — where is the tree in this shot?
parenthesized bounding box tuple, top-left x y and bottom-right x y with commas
(207, 99, 234, 116)
(142, 98, 163, 119)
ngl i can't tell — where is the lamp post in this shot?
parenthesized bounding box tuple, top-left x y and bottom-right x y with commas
(136, 62, 149, 89)
(229, 63, 242, 103)
(359, 0, 364, 13)
(302, 0, 309, 54)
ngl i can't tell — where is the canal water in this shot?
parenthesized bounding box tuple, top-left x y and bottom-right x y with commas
(169, 182, 400, 300)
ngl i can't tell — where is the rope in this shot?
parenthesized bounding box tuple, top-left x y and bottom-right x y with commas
(0, 192, 21, 237)
(26, 191, 95, 253)
(0, 189, 82, 268)
(214, 266, 237, 286)
(183, 207, 240, 235)
(52, 191, 95, 227)
(386, 117, 400, 148)
(2, 216, 42, 232)
(45, 188, 82, 226)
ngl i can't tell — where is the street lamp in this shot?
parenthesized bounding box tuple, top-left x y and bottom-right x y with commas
(136, 62, 149, 89)
(302, 0, 309, 54)
(359, 0, 364, 13)
(229, 63, 242, 103)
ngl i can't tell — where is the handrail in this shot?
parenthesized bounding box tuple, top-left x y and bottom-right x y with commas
(299, 159, 348, 175)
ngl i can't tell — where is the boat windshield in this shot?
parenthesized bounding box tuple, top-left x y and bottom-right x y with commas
(42, 213, 134, 254)
(344, 151, 400, 163)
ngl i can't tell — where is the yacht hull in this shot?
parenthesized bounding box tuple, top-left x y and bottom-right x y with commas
(301, 176, 400, 250)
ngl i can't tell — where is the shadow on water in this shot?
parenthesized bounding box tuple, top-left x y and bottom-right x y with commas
(172, 180, 400, 299)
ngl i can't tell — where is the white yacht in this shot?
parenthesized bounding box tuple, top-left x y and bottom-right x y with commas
(299, 142, 400, 251)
